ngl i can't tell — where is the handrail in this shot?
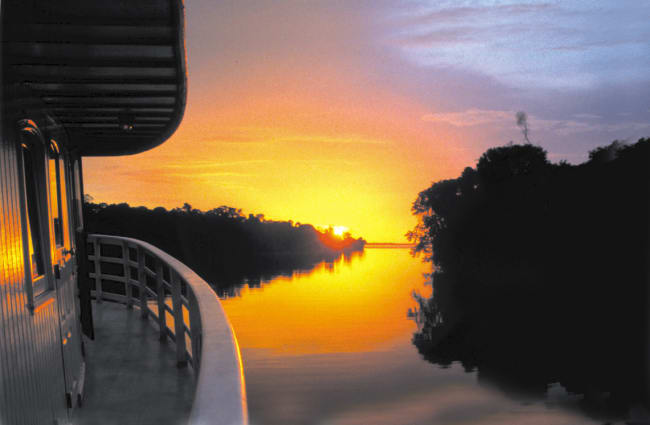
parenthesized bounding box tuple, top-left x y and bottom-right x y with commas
(87, 234, 248, 425)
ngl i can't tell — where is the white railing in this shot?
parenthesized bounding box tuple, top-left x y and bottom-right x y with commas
(87, 234, 248, 425)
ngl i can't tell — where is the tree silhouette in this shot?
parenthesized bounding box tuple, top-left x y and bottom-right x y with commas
(84, 202, 366, 295)
(409, 138, 650, 421)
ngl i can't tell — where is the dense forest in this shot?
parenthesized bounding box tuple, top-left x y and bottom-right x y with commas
(84, 202, 365, 295)
(408, 138, 649, 419)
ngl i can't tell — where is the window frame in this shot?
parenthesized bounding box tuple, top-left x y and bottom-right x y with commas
(69, 156, 84, 233)
(17, 119, 54, 309)
(48, 140, 65, 248)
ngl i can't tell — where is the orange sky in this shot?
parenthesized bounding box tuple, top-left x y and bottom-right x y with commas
(83, 1, 650, 242)
(83, 84, 471, 242)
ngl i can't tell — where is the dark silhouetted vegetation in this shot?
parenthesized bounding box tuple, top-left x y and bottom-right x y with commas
(408, 138, 649, 420)
(84, 202, 365, 296)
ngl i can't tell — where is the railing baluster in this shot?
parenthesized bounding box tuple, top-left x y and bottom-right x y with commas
(122, 240, 133, 309)
(171, 271, 187, 367)
(85, 234, 248, 424)
(189, 293, 202, 372)
(138, 247, 148, 318)
(155, 260, 167, 341)
(93, 237, 103, 303)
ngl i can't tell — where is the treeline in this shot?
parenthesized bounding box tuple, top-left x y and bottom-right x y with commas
(84, 202, 365, 295)
(409, 138, 649, 419)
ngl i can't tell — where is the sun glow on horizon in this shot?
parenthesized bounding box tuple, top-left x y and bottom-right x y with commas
(332, 225, 348, 237)
(81, 1, 647, 244)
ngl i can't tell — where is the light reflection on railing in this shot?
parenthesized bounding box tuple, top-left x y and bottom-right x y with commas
(87, 234, 248, 425)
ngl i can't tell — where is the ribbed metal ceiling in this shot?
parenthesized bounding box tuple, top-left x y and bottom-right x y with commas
(2, 0, 187, 156)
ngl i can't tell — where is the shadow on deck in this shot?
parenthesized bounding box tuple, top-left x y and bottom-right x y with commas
(72, 301, 195, 425)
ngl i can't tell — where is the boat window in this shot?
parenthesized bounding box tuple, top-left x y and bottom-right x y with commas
(48, 141, 64, 247)
(20, 142, 47, 296)
(70, 157, 84, 231)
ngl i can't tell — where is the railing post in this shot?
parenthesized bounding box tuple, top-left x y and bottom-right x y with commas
(155, 260, 167, 341)
(93, 237, 102, 303)
(138, 246, 148, 318)
(189, 293, 202, 372)
(171, 271, 187, 367)
(122, 240, 133, 309)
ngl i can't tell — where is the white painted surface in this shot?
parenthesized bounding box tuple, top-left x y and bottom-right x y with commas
(89, 234, 248, 425)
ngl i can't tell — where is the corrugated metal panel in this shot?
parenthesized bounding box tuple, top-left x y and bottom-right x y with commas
(2, 0, 187, 157)
(0, 1, 187, 422)
(0, 114, 73, 424)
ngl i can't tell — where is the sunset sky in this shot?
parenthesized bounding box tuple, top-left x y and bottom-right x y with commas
(84, 1, 650, 242)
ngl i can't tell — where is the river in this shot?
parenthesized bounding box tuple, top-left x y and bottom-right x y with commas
(220, 247, 606, 425)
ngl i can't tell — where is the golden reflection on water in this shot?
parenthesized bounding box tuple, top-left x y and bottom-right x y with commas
(221, 248, 430, 355)
(220, 248, 603, 425)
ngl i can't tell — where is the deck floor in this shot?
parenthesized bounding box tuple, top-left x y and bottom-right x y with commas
(72, 301, 195, 425)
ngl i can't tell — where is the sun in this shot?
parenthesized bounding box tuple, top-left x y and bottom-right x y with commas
(333, 226, 348, 237)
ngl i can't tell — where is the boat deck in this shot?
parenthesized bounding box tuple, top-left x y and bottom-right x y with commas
(72, 301, 195, 425)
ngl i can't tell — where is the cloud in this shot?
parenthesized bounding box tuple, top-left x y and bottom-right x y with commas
(199, 139, 270, 148)
(421, 109, 513, 127)
(168, 172, 252, 179)
(395, 27, 477, 47)
(275, 135, 387, 145)
(390, 1, 650, 89)
(571, 113, 601, 120)
(290, 159, 358, 166)
(196, 133, 387, 146)
(164, 159, 271, 169)
(399, 2, 555, 27)
(421, 108, 650, 137)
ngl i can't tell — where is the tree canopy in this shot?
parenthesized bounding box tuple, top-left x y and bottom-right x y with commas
(84, 201, 365, 296)
(408, 138, 649, 419)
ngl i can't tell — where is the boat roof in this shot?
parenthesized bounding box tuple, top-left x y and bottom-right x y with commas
(2, 0, 187, 156)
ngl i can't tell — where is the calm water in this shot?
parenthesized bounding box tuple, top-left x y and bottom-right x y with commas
(220, 247, 605, 425)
